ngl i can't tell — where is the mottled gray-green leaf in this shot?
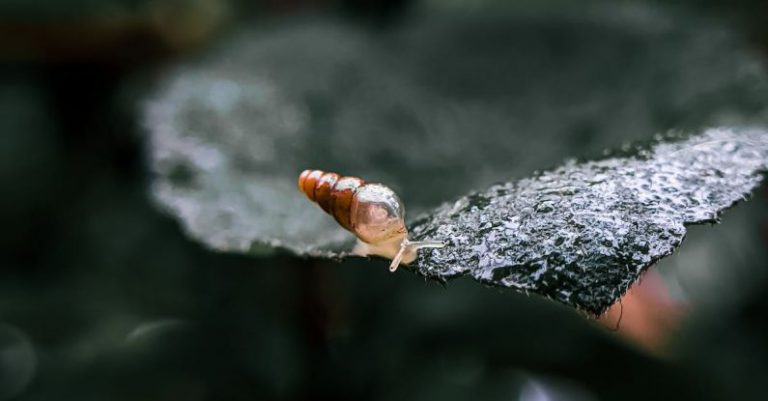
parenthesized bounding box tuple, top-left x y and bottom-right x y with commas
(409, 128, 768, 314)
(145, 6, 768, 257)
(144, 6, 768, 311)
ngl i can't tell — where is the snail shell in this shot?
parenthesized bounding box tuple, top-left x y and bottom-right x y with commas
(298, 169, 443, 271)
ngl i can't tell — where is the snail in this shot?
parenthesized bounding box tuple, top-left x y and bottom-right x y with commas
(298, 169, 445, 271)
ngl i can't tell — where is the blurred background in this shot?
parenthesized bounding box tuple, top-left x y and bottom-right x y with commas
(2, 1, 768, 400)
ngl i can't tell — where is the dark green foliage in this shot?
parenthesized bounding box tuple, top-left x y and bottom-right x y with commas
(3, 1, 768, 400)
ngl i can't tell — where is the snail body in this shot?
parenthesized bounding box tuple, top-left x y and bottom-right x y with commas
(298, 169, 444, 271)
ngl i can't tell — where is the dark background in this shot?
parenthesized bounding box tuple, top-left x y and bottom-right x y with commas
(2, 1, 768, 400)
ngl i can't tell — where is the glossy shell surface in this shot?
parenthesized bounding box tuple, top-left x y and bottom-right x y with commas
(350, 184, 407, 244)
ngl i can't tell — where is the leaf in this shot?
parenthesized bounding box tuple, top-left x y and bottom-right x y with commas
(409, 128, 768, 314)
(143, 6, 768, 312)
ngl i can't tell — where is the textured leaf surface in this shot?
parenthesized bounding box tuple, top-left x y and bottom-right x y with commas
(144, 5, 768, 311)
(409, 128, 768, 314)
(145, 7, 768, 254)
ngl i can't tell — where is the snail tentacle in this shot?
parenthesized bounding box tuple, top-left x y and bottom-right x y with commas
(389, 239, 446, 272)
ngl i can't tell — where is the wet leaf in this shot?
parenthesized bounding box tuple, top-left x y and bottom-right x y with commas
(144, 5, 768, 312)
(409, 128, 768, 314)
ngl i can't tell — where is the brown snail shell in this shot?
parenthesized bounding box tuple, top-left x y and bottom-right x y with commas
(298, 169, 444, 271)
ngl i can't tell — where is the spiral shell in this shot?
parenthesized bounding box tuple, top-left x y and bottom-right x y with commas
(298, 169, 406, 245)
(298, 170, 361, 232)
